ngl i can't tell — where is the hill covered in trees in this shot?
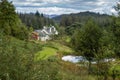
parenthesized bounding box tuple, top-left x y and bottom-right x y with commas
(53, 11, 112, 27)
(19, 11, 55, 29)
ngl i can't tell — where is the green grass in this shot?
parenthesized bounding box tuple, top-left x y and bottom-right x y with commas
(35, 47, 57, 60)
(34, 35, 74, 60)
(51, 42, 74, 55)
(0, 36, 42, 54)
(35, 40, 74, 60)
(65, 36, 71, 43)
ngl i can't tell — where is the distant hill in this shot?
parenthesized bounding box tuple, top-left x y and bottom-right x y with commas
(44, 14, 59, 18)
(53, 11, 112, 27)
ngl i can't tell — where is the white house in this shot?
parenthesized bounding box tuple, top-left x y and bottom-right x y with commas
(35, 26, 58, 41)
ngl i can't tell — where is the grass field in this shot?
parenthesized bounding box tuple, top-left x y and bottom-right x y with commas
(35, 47, 57, 60)
(35, 40, 74, 60)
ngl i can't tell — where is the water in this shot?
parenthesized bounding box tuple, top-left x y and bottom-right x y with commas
(62, 55, 87, 63)
(62, 55, 115, 63)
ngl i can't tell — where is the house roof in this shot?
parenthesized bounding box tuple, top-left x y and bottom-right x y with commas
(35, 26, 58, 37)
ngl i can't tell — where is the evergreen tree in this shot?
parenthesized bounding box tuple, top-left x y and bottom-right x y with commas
(0, 0, 16, 35)
(54, 12, 112, 28)
(35, 10, 40, 17)
(65, 22, 82, 35)
(0, 0, 28, 40)
(19, 13, 55, 29)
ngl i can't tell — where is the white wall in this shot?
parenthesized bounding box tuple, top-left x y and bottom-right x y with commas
(40, 35, 50, 41)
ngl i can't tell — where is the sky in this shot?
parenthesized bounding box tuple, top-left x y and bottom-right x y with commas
(8, 0, 119, 15)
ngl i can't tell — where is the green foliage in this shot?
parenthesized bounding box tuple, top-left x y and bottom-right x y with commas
(53, 11, 112, 28)
(109, 62, 120, 80)
(35, 10, 40, 17)
(114, 3, 120, 16)
(32, 60, 61, 80)
(0, 34, 42, 80)
(19, 12, 55, 29)
(0, 0, 29, 40)
(71, 19, 115, 77)
(111, 17, 120, 57)
(71, 19, 103, 61)
(65, 22, 82, 35)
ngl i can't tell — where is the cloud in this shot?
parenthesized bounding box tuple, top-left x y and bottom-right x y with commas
(9, 0, 119, 15)
(16, 6, 80, 15)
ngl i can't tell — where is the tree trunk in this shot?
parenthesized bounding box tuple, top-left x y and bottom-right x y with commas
(88, 61, 91, 74)
(112, 70, 116, 80)
(104, 75, 108, 80)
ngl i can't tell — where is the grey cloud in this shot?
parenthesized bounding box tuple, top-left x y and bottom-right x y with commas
(9, 0, 118, 15)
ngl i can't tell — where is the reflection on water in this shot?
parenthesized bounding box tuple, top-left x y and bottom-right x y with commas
(62, 55, 115, 64)
(62, 55, 87, 63)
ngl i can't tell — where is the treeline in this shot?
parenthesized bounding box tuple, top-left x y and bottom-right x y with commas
(19, 11, 55, 29)
(53, 11, 112, 27)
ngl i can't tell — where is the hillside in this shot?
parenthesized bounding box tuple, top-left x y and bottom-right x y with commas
(19, 12, 55, 29)
(53, 11, 112, 27)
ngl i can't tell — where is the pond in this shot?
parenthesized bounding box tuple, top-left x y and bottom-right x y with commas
(62, 55, 115, 64)
(62, 55, 87, 63)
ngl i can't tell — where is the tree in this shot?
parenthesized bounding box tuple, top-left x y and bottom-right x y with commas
(71, 19, 115, 80)
(71, 19, 103, 73)
(114, 2, 120, 16)
(0, 0, 28, 40)
(56, 12, 112, 28)
(19, 13, 55, 29)
(65, 22, 82, 35)
(111, 18, 120, 57)
(96, 29, 114, 80)
(112, 2, 120, 58)
(35, 10, 40, 17)
(0, 0, 16, 35)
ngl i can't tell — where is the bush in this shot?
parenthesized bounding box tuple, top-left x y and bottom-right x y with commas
(109, 62, 120, 80)
(0, 35, 42, 80)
